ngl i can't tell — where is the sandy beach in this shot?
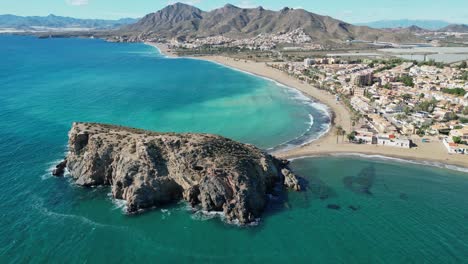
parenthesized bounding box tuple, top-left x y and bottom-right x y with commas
(148, 42, 468, 169)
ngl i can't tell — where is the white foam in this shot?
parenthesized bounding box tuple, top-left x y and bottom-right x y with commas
(190, 210, 225, 221)
(31, 196, 122, 229)
(192, 57, 333, 152)
(41, 159, 69, 180)
(145, 51, 333, 151)
(290, 153, 468, 173)
(144, 43, 179, 59)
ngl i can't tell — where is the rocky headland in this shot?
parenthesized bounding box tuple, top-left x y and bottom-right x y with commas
(54, 122, 301, 225)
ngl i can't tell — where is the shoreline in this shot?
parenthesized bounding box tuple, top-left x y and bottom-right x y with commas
(147, 42, 468, 170)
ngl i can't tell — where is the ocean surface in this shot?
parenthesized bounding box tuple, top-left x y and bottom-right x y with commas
(1, 35, 467, 263)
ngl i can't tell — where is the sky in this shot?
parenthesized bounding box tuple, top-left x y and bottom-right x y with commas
(1, 0, 467, 24)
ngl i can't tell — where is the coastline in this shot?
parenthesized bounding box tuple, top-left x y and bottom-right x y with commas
(147, 42, 468, 169)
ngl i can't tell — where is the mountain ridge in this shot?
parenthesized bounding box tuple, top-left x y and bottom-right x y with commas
(0, 14, 138, 30)
(358, 19, 451, 30)
(439, 24, 468, 32)
(119, 3, 422, 44)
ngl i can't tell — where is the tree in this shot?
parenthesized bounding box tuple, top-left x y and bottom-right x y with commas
(416, 98, 438, 113)
(396, 75, 414, 87)
(403, 106, 411, 115)
(459, 61, 467, 69)
(453, 136, 462, 144)
(347, 131, 357, 142)
(463, 106, 468, 116)
(335, 126, 343, 144)
(461, 71, 468, 81)
(441, 88, 466, 97)
(401, 93, 412, 101)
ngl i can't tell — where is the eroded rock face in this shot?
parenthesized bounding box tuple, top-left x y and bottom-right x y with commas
(59, 122, 300, 225)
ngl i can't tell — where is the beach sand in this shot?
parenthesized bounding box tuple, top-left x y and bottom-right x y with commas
(148, 43, 468, 169)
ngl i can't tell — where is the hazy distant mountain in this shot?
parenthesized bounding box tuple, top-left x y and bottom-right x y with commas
(121, 3, 422, 44)
(384, 25, 430, 35)
(0, 14, 138, 30)
(438, 24, 468, 32)
(358, 19, 450, 30)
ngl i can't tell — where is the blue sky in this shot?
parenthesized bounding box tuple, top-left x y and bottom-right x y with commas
(2, 0, 467, 23)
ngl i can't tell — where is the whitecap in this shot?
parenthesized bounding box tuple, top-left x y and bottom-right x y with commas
(41, 159, 69, 180)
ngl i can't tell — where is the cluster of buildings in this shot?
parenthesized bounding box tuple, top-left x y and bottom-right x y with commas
(268, 57, 468, 154)
(168, 28, 320, 51)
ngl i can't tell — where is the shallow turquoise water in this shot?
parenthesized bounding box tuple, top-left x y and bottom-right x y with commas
(0, 36, 467, 263)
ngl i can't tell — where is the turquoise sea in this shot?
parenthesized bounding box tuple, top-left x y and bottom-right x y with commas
(0, 35, 467, 263)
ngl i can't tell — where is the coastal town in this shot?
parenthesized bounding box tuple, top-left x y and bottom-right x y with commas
(268, 57, 468, 155)
(155, 34, 468, 160)
(267, 58, 468, 155)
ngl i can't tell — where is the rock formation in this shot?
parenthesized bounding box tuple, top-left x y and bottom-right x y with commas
(52, 159, 67, 176)
(56, 122, 301, 225)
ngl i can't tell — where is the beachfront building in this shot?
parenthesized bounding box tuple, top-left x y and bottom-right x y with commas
(376, 135, 412, 148)
(354, 130, 375, 144)
(450, 126, 468, 141)
(443, 137, 468, 154)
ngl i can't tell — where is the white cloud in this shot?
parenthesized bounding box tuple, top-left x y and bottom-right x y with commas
(66, 0, 89, 6)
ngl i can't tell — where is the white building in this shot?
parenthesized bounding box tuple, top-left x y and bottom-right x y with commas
(304, 58, 315, 68)
(376, 135, 411, 148)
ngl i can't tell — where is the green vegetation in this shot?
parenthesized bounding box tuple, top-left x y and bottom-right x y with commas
(416, 124, 430, 137)
(396, 113, 408, 120)
(461, 71, 468, 81)
(382, 83, 392, 89)
(441, 88, 466, 96)
(463, 106, 468, 115)
(396, 75, 414, 87)
(335, 125, 345, 144)
(401, 93, 412, 101)
(415, 99, 438, 113)
(459, 61, 467, 69)
(417, 59, 445, 69)
(347, 131, 357, 142)
(453, 136, 462, 144)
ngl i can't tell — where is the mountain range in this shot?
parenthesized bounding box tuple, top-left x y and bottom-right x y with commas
(358, 19, 451, 30)
(439, 24, 468, 33)
(0, 14, 138, 30)
(119, 3, 421, 44)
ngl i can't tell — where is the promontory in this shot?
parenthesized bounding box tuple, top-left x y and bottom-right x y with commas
(54, 122, 301, 225)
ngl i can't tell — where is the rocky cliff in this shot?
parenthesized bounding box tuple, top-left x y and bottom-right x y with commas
(55, 122, 300, 225)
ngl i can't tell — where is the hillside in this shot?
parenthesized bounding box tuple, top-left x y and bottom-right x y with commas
(439, 24, 468, 32)
(358, 19, 450, 30)
(0, 14, 138, 30)
(120, 3, 422, 44)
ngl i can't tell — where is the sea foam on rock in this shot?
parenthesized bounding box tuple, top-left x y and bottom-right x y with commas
(55, 122, 301, 225)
